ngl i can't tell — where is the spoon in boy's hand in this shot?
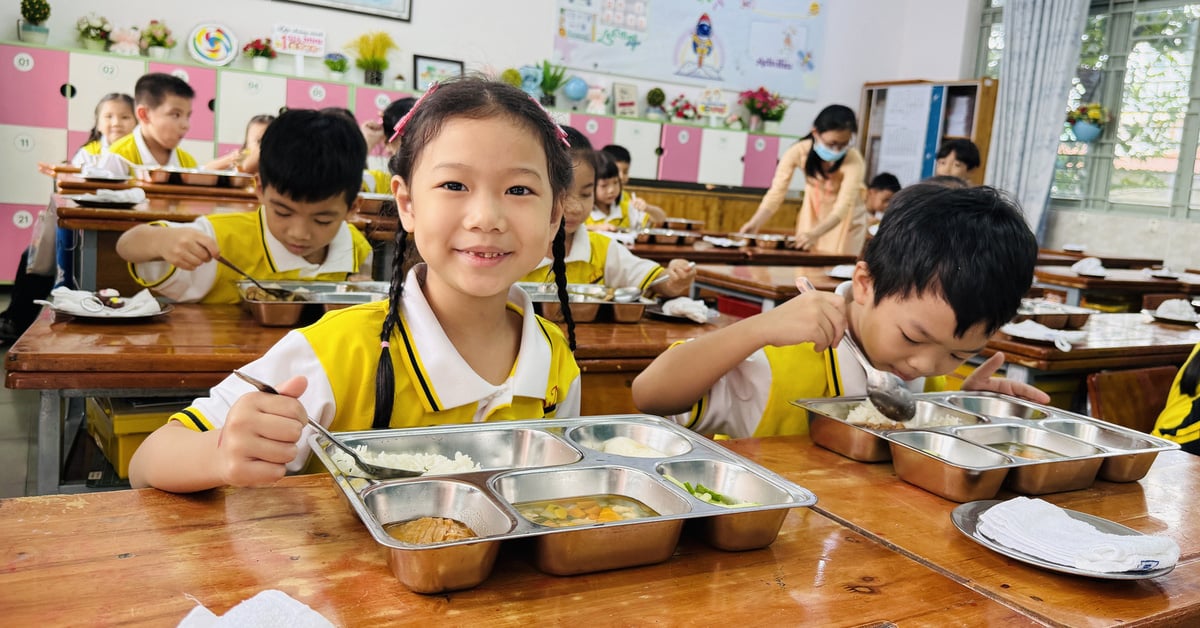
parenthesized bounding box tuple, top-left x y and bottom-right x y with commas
(231, 370, 422, 479)
(214, 255, 296, 301)
(795, 277, 916, 422)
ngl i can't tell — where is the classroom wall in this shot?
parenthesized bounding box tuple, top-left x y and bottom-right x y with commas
(3, 0, 984, 136)
(1043, 210, 1200, 270)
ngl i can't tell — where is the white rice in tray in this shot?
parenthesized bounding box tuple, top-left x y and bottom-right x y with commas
(329, 447, 481, 476)
(844, 400, 971, 429)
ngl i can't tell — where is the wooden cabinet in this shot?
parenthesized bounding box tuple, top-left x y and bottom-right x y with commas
(858, 78, 998, 186)
(627, 185, 800, 234)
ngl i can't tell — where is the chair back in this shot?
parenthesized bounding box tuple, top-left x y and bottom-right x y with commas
(1141, 293, 1188, 311)
(1086, 366, 1179, 433)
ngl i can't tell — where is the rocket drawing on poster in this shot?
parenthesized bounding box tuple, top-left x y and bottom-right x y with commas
(676, 13, 723, 79)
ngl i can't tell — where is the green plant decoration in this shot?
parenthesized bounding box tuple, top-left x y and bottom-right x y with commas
(539, 60, 567, 94)
(646, 87, 666, 108)
(21, 0, 50, 25)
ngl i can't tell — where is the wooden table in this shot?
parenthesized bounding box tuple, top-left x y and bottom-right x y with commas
(1033, 266, 1188, 307)
(692, 264, 843, 311)
(727, 437, 1200, 627)
(1037, 248, 1164, 270)
(5, 305, 736, 494)
(57, 173, 257, 201)
(631, 241, 856, 267)
(984, 312, 1200, 384)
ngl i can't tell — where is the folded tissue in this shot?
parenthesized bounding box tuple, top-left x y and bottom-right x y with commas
(660, 297, 711, 323)
(1000, 319, 1087, 351)
(1070, 257, 1107, 277)
(37, 286, 162, 317)
(80, 165, 125, 180)
(177, 589, 334, 628)
(977, 496, 1180, 573)
(1154, 299, 1200, 322)
(76, 187, 147, 204)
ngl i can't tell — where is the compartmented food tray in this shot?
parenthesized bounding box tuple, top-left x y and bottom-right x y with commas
(237, 280, 388, 326)
(515, 282, 652, 323)
(133, 165, 254, 188)
(1012, 298, 1094, 329)
(635, 228, 700, 245)
(662, 218, 705, 231)
(309, 415, 817, 593)
(793, 392, 1178, 501)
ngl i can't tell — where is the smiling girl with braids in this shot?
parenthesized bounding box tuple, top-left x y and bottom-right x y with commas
(130, 77, 580, 492)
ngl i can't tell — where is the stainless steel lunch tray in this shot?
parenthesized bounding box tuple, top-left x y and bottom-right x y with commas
(515, 282, 652, 323)
(236, 280, 387, 326)
(133, 165, 254, 188)
(793, 392, 1179, 501)
(635, 228, 700, 245)
(309, 415, 817, 593)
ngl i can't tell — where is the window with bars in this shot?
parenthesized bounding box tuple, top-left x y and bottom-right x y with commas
(978, 0, 1200, 220)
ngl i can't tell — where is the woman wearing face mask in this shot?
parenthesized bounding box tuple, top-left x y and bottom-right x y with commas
(738, 105, 867, 254)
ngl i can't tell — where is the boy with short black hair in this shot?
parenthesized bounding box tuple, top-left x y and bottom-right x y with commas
(633, 183, 1047, 438)
(866, 172, 901, 215)
(116, 109, 372, 303)
(97, 73, 197, 176)
(934, 139, 981, 182)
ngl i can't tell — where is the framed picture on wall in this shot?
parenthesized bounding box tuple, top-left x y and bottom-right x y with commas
(277, 0, 411, 22)
(613, 83, 639, 117)
(413, 55, 463, 91)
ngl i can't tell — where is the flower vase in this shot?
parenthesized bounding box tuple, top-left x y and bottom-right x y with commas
(393, 79, 406, 90)
(1071, 120, 1102, 143)
(17, 20, 49, 44)
(364, 70, 383, 86)
(147, 46, 168, 59)
(328, 71, 346, 82)
(251, 56, 270, 72)
(763, 120, 782, 134)
(539, 93, 557, 108)
(748, 114, 763, 132)
(82, 38, 107, 52)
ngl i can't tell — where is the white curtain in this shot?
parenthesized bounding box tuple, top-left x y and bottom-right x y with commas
(986, 0, 1089, 234)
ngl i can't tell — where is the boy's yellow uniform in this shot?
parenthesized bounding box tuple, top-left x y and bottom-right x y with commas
(104, 127, 197, 170)
(586, 190, 647, 230)
(170, 266, 582, 473)
(128, 208, 372, 304)
(1152, 345, 1200, 449)
(522, 228, 663, 291)
(362, 169, 391, 193)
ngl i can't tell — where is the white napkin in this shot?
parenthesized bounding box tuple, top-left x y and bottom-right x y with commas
(79, 187, 147, 203)
(177, 589, 334, 628)
(80, 165, 123, 179)
(977, 497, 1180, 573)
(1070, 256, 1107, 276)
(1154, 299, 1199, 322)
(702, 235, 746, 248)
(39, 286, 162, 317)
(826, 264, 856, 279)
(661, 296, 711, 323)
(1000, 319, 1087, 351)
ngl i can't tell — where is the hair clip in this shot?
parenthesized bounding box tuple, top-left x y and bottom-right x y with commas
(389, 82, 439, 143)
(528, 95, 570, 147)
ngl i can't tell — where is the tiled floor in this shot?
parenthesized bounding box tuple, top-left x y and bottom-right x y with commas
(0, 288, 40, 498)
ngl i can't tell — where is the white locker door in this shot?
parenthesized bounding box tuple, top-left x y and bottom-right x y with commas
(0, 124, 66, 204)
(67, 53, 145, 132)
(216, 71, 287, 146)
(697, 128, 746, 187)
(612, 119, 662, 180)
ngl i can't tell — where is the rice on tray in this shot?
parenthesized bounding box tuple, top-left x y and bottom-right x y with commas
(330, 447, 481, 476)
(844, 400, 970, 429)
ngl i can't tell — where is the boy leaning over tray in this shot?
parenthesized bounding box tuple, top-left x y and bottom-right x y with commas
(115, 109, 372, 304)
(94, 72, 198, 176)
(632, 183, 1050, 439)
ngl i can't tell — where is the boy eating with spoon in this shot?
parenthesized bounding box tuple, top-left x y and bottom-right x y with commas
(632, 183, 1049, 438)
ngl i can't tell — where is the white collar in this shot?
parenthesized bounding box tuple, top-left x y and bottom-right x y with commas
(533, 227, 592, 270)
(834, 280, 925, 395)
(260, 207, 358, 275)
(131, 126, 180, 167)
(401, 265, 554, 407)
(589, 201, 622, 222)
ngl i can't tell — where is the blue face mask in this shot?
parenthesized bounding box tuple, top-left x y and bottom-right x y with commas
(813, 139, 847, 162)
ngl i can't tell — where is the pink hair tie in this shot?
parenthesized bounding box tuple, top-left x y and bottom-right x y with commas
(529, 95, 570, 147)
(380, 341, 390, 349)
(389, 82, 439, 143)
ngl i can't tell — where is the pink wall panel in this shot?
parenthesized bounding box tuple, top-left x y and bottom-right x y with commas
(149, 63, 217, 141)
(742, 134, 781, 188)
(0, 45, 69, 128)
(568, 114, 615, 149)
(353, 86, 412, 126)
(68, 130, 90, 156)
(287, 79, 350, 112)
(657, 124, 702, 183)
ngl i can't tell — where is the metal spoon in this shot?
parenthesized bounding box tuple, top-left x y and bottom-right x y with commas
(795, 277, 916, 422)
(231, 370, 422, 479)
(214, 255, 296, 301)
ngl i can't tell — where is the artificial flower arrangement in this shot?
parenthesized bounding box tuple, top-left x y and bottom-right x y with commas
(1066, 102, 1112, 127)
(76, 12, 113, 44)
(324, 52, 349, 73)
(242, 38, 277, 59)
(669, 94, 699, 120)
(346, 31, 398, 72)
(140, 20, 176, 50)
(739, 86, 788, 121)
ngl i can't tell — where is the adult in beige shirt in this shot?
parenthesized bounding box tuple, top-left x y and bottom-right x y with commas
(739, 105, 866, 255)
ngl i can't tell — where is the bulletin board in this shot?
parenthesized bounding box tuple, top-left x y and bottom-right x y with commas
(552, 0, 827, 101)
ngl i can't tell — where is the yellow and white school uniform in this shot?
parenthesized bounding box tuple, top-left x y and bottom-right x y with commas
(586, 190, 647, 230)
(1152, 345, 1200, 450)
(522, 228, 664, 290)
(128, 207, 372, 304)
(362, 168, 391, 193)
(94, 126, 197, 177)
(70, 135, 114, 168)
(666, 282, 945, 438)
(169, 264, 582, 473)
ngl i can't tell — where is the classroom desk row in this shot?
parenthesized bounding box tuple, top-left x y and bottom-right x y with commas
(1034, 266, 1200, 307)
(2, 435, 1198, 625)
(4, 305, 737, 495)
(629, 241, 856, 267)
(56, 173, 258, 201)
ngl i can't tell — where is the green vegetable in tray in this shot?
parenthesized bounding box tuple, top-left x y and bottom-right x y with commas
(663, 474, 760, 508)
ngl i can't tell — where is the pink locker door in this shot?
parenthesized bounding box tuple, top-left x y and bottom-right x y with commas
(568, 114, 614, 149)
(354, 86, 412, 127)
(287, 79, 350, 112)
(0, 204, 39, 282)
(149, 63, 217, 142)
(657, 124, 702, 183)
(0, 45, 69, 128)
(742, 134, 781, 188)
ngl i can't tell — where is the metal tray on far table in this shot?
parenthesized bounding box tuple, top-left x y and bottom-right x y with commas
(515, 282, 652, 323)
(309, 415, 817, 594)
(792, 392, 1179, 502)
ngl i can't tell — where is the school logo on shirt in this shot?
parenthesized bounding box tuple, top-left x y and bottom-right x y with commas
(544, 385, 559, 415)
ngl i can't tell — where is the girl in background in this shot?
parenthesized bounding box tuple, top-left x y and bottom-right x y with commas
(739, 104, 867, 255)
(586, 151, 647, 231)
(71, 93, 135, 167)
(205, 114, 276, 174)
(129, 78, 581, 492)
